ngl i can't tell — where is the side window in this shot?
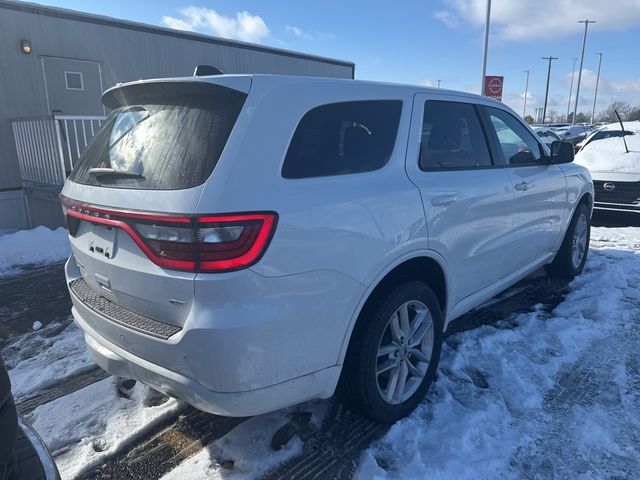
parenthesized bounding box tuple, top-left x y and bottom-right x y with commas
(486, 107, 543, 165)
(282, 101, 402, 179)
(419, 101, 492, 170)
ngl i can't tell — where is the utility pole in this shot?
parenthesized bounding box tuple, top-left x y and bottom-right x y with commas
(437, 79, 442, 88)
(573, 20, 596, 124)
(542, 56, 558, 124)
(481, 0, 491, 94)
(523, 70, 530, 117)
(591, 53, 603, 124)
(567, 57, 577, 122)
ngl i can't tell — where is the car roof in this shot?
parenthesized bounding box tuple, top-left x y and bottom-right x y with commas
(104, 73, 504, 106)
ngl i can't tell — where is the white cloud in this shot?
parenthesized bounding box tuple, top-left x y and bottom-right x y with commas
(433, 10, 459, 28)
(285, 25, 335, 41)
(162, 6, 269, 43)
(435, 0, 640, 41)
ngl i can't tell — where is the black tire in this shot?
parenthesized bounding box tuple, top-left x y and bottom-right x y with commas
(546, 201, 591, 279)
(340, 281, 444, 424)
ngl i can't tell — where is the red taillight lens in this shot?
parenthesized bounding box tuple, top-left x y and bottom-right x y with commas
(62, 197, 277, 273)
(197, 214, 277, 271)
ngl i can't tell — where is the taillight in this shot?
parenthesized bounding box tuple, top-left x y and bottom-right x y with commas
(61, 197, 277, 273)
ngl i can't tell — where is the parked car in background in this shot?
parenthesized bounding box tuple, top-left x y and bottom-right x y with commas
(0, 356, 60, 480)
(61, 74, 593, 423)
(551, 124, 592, 146)
(532, 126, 562, 148)
(574, 121, 640, 215)
(575, 122, 637, 153)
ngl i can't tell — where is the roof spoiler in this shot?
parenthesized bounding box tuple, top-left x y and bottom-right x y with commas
(193, 65, 224, 76)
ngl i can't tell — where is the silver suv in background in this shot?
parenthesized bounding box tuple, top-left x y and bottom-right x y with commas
(62, 75, 593, 423)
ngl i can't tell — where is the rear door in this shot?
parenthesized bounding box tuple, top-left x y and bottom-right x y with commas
(405, 94, 517, 305)
(481, 106, 566, 265)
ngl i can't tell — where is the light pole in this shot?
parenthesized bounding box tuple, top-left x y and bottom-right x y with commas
(523, 70, 530, 117)
(542, 56, 558, 124)
(567, 57, 577, 122)
(481, 0, 491, 94)
(437, 79, 442, 88)
(591, 53, 603, 124)
(573, 20, 596, 124)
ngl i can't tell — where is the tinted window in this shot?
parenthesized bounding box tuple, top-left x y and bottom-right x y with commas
(282, 101, 402, 179)
(70, 82, 247, 190)
(487, 107, 543, 165)
(420, 101, 492, 170)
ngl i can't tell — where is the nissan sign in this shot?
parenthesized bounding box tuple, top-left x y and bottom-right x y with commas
(483, 76, 504, 101)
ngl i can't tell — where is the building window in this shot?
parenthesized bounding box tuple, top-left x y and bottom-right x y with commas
(65, 71, 84, 91)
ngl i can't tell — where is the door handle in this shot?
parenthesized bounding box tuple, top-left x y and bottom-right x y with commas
(431, 194, 458, 206)
(515, 182, 530, 191)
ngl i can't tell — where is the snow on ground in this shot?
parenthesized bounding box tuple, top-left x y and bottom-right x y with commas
(4, 321, 94, 400)
(161, 407, 309, 480)
(0, 226, 70, 276)
(29, 377, 180, 480)
(5, 226, 639, 479)
(358, 227, 640, 479)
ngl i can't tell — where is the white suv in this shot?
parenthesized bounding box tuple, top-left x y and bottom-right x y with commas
(62, 74, 593, 423)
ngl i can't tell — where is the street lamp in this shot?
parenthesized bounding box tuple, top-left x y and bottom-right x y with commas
(567, 57, 577, 122)
(572, 20, 596, 124)
(591, 53, 603, 124)
(523, 70, 530, 117)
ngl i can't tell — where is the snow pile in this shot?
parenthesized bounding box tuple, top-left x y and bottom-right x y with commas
(575, 132, 640, 173)
(358, 227, 640, 479)
(5, 322, 94, 400)
(30, 378, 180, 479)
(0, 226, 70, 276)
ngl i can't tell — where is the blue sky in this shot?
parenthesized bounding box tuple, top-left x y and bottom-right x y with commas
(35, 0, 640, 118)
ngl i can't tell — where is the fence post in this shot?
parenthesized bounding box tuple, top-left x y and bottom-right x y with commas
(53, 117, 68, 183)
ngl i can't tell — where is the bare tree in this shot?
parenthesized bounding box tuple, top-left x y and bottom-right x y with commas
(597, 101, 631, 123)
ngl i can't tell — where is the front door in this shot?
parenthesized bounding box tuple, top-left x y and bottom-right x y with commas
(41, 56, 104, 115)
(482, 106, 566, 265)
(405, 94, 517, 306)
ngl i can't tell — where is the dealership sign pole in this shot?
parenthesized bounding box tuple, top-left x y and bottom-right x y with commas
(481, 0, 491, 94)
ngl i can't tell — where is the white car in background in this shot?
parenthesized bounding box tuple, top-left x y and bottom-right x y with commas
(551, 124, 592, 145)
(574, 121, 640, 215)
(575, 122, 636, 153)
(532, 126, 562, 149)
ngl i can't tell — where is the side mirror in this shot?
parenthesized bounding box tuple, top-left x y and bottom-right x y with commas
(550, 140, 574, 164)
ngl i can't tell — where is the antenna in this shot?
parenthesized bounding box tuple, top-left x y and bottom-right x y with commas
(193, 65, 224, 76)
(614, 109, 629, 154)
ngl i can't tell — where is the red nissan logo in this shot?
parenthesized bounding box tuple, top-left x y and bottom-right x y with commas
(488, 77, 502, 95)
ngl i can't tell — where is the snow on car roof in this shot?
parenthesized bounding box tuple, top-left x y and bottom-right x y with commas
(574, 125, 640, 173)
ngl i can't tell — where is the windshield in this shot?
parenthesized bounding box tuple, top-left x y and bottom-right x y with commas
(69, 82, 247, 190)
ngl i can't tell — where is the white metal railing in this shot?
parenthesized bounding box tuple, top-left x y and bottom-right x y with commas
(11, 115, 106, 186)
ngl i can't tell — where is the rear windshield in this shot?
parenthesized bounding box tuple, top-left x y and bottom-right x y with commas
(69, 82, 247, 190)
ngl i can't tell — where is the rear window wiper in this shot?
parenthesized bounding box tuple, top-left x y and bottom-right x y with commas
(88, 168, 145, 179)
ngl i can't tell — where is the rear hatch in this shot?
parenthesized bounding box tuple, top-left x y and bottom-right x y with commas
(62, 77, 250, 330)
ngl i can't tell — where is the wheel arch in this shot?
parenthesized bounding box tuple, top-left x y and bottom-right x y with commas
(338, 253, 448, 365)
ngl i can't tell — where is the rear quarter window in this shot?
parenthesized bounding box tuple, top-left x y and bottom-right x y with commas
(69, 82, 247, 190)
(282, 100, 402, 179)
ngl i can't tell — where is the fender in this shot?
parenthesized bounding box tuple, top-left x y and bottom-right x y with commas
(336, 249, 449, 365)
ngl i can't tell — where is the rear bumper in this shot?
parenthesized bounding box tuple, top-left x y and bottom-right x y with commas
(77, 312, 340, 416)
(66, 255, 363, 416)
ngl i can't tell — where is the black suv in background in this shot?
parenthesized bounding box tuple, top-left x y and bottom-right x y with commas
(0, 357, 60, 480)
